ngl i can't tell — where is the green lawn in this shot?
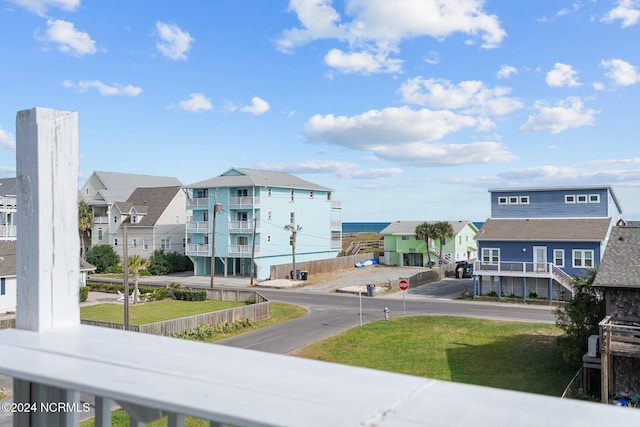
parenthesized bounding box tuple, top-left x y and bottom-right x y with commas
(80, 299, 247, 325)
(294, 315, 572, 397)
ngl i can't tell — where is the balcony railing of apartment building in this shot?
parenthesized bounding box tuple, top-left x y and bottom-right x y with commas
(4, 108, 637, 427)
(331, 220, 342, 231)
(228, 244, 259, 256)
(474, 261, 575, 294)
(186, 197, 209, 208)
(186, 243, 209, 254)
(229, 195, 259, 207)
(186, 220, 209, 233)
(0, 195, 16, 209)
(0, 224, 16, 239)
(330, 200, 341, 209)
(228, 220, 259, 232)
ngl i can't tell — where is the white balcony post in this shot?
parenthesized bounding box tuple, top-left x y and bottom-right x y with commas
(14, 107, 80, 427)
(16, 107, 80, 331)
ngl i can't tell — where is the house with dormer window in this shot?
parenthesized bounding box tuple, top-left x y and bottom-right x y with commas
(473, 186, 624, 300)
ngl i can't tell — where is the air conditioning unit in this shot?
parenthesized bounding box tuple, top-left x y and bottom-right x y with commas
(587, 335, 599, 357)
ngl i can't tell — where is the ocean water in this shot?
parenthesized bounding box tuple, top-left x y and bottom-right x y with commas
(342, 222, 390, 234)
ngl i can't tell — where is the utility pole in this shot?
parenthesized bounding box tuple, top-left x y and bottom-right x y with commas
(123, 222, 130, 330)
(284, 223, 302, 280)
(250, 217, 257, 286)
(209, 194, 221, 289)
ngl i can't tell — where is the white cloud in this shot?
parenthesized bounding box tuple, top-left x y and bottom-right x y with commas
(498, 164, 640, 185)
(546, 63, 581, 87)
(156, 22, 194, 61)
(276, 0, 506, 74)
(178, 93, 213, 112)
(399, 77, 523, 116)
(520, 97, 597, 134)
(324, 48, 402, 74)
(257, 160, 402, 179)
(304, 106, 516, 166)
(43, 19, 96, 56)
(497, 65, 517, 79)
(0, 128, 16, 151)
(602, 0, 640, 28)
(601, 58, 640, 86)
(8, 0, 79, 16)
(63, 80, 142, 96)
(240, 97, 270, 115)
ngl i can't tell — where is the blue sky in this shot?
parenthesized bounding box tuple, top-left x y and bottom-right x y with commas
(1, 1, 639, 222)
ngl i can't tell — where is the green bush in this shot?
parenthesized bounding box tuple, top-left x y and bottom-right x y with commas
(85, 245, 120, 273)
(105, 264, 123, 274)
(148, 249, 193, 275)
(173, 318, 254, 341)
(86, 282, 157, 296)
(174, 289, 207, 301)
(150, 288, 170, 301)
(79, 286, 89, 302)
(139, 269, 152, 276)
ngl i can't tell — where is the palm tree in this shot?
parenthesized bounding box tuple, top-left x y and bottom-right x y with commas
(433, 221, 455, 263)
(284, 223, 302, 279)
(415, 222, 435, 268)
(78, 201, 93, 260)
(127, 255, 149, 304)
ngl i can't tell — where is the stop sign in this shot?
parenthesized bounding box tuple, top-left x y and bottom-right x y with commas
(399, 279, 408, 291)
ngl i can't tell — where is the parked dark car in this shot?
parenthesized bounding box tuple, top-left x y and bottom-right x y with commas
(455, 261, 473, 278)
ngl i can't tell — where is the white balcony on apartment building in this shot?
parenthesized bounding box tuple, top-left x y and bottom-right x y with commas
(0, 196, 16, 209)
(92, 216, 109, 224)
(0, 224, 16, 240)
(186, 243, 209, 254)
(186, 220, 209, 233)
(228, 244, 259, 256)
(186, 197, 209, 208)
(229, 195, 259, 207)
(3, 108, 636, 427)
(228, 220, 259, 232)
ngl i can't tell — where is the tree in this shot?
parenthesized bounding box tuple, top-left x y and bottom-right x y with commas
(86, 245, 119, 273)
(415, 222, 435, 268)
(78, 201, 93, 260)
(284, 223, 302, 279)
(432, 221, 455, 263)
(126, 255, 149, 304)
(555, 268, 605, 367)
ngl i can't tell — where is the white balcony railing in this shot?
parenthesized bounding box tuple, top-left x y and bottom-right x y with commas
(229, 220, 258, 232)
(0, 224, 16, 239)
(0, 196, 16, 209)
(473, 260, 553, 277)
(229, 196, 259, 207)
(186, 220, 209, 233)
(93, 216, 109, 224)
(186, 243, 209, 254)
(331, 220, 342, 230)
(186, 197, 209, 208)
(331, 200, 341, 209)
(228, 244, 259, 256)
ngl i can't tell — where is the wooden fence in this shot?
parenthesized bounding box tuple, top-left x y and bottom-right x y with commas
(0, 317, 15, 329)
(270, 253, 376, 280)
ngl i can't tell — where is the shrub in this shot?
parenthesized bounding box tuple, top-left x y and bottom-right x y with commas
(79, 286, 88, 302)
(487, 291, 498, 297)
(174, 289, 207, 301)
(105, 264, 123, 274)
(150, 288, 170, 301)
(86, 245, 120, 273)
(140, 269, 152, 276)
(173, 318, 254, 341)
(148, 249, 193, 275)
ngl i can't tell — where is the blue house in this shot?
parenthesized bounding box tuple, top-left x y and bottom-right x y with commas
(473, 186, 624, 300)
(184, 168, 342, 280)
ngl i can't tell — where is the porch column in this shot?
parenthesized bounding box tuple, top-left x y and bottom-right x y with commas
(523, 277, 527, 301)
(15, 107, 80, 426)
(472, 275, 477, 296)
(548, 278, 553, 301)
(497, 276, 502, 298)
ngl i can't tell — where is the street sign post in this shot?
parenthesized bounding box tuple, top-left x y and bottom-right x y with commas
(399, 278, 408, 316)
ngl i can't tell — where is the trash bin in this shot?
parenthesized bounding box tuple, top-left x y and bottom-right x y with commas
(295, 269, 301, 280)
(366, 283, 375, 297)
(301, 270, 308, 280)
(290, 270, 295, 279)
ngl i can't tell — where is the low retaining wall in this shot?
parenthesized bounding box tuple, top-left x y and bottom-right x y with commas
(81, 289, 270, 337)
(270, 253, 376, 280)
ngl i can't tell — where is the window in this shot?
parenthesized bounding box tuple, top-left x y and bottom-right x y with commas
(327, 192, 331, 201)
(519, 196, 529, 205)
(114, 238, 118, 246)
(98, 227, 103, 241)
(309, 191, 314, 199)
(589, 194, 600, 203)
(182, 238, 186, 248)
(290, 189, 295, 202)
(114, 216, 118, 223)
(132, 215, 137, 223)
(459, 236, 462, 244)
(143, 239, 149, 250)
(577, 194, 587, 203)
(267, 210, 272, 221)
(498, 197, 508, 205)
(1, 278, 5, 295)
(509, 196, 518, 204)
(176, 215, 180, 224)
(290, 212, 295, 224)
(267, 235, 271, 243)
(131, 238, 137, 248)
(267, 187, 272, 197)
(573, 250, 594, 268)
(554, 249, 565, 267)
(482, 248, 500, 264)
(565, 195, 576, 204)
(402, 236, 410, 241)
(161, 238, 171, 251)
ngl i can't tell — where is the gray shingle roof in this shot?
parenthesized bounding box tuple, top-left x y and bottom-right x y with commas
(88, 171, 182, 205)
(122, 186, 182, 227)
(593, 226, 640, 288)
(0, 178, 17, 196)
(186, 167, 332, 191)
(380, 220, 477, 235)
(476, 218, 612, 241)
(0, 241, 95, 277)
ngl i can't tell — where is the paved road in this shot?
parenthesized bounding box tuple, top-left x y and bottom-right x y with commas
(217, 288, 557, 354)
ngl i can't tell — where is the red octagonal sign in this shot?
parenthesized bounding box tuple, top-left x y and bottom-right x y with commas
(399, 279, 409, 291)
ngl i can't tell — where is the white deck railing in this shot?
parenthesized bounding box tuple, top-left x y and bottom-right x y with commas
(2, 107, 638, 427)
